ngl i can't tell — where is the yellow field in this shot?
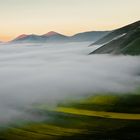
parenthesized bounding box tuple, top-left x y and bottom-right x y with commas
(54, 107, 140, 120)
(1, 93, 140, 140)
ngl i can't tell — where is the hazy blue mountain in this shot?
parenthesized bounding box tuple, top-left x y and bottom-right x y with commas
(90, 20, 140, 55)
(11, 34, 45, 43)
(11, 31, 69, 43)
(70, 31, 110, 42)
(41, 31, 69, 43)
(90, 20, 140, 46)
(10, 31, 110, 43)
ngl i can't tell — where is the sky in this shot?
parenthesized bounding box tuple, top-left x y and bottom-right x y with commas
(0, 0, 140, 41)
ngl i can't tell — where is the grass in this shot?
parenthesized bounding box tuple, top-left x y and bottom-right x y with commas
(1, 115, 140, 140)
(122, 37, 140, 55)
(57, 92, 140, 113)
(0, 90, 140, 140)
(55, 107, 140, 120)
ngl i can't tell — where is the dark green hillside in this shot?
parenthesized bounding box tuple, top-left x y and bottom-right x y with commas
(122, 38, 140, 55)
(90, 22, 140, 55)
(90, 20, 140, 45)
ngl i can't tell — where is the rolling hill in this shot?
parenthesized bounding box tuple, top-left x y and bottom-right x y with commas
(0, 91, 140, 140)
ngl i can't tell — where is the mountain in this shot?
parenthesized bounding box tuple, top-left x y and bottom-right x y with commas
(11, 34, 46, 43)
(11, 31, 110, 43)
(70, 31, 110, 42)
(11, 31, 69, 43)
(41, 31, 69, 43)
(90, 20, 140, 55)
(90, 20, 140, 46)
(42, 31, 63, 37)
(15, 34, 28, 40)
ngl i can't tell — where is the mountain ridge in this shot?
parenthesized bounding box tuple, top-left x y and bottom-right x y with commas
(10, 31, 110, 43)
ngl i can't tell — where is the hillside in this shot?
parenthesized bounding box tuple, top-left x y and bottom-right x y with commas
(90, 20, 140, 45)
(1, 92, 140, 140)
(90, 21, 140, 55)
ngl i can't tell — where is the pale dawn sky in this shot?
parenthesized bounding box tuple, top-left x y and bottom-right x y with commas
(0, 0, 140, 41)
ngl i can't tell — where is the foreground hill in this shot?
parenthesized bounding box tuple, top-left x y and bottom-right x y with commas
(0, 91, 140, 140)
(10, 31, 109, 43)
(90, 20, 140, 55)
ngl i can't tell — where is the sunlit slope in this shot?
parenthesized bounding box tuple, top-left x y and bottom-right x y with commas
(38, 93, 140, 120)
(56, 93, 140, 113)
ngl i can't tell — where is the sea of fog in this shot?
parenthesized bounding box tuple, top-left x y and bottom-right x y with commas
(0, 42, 140, 124)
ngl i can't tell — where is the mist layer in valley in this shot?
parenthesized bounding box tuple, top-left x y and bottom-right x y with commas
(0, 42, 140, 125)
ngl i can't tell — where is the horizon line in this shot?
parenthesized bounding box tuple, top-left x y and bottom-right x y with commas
(1, 29, 111, 43)
(0, 20, 139, 42)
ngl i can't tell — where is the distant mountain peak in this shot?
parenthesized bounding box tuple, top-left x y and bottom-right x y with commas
(10, 30, 110, 43)
(43, 31, 60, 36)
(15, 34, 28, 39)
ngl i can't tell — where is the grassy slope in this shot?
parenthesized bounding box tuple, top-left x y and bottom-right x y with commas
(0, 90, 140, 140)
(90, 28, 140, 55)
(57, 94, 140, 113)
(90, 20, 140, 45)
(122, 38, 140, 55)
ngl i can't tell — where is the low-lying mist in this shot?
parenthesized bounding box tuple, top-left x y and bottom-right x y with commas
(0, 42, 140, 125)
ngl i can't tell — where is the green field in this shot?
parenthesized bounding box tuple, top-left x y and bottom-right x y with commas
(0, 90, 140, 140)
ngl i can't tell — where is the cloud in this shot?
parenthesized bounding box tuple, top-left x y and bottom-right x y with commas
(0, 42, 140, 125)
